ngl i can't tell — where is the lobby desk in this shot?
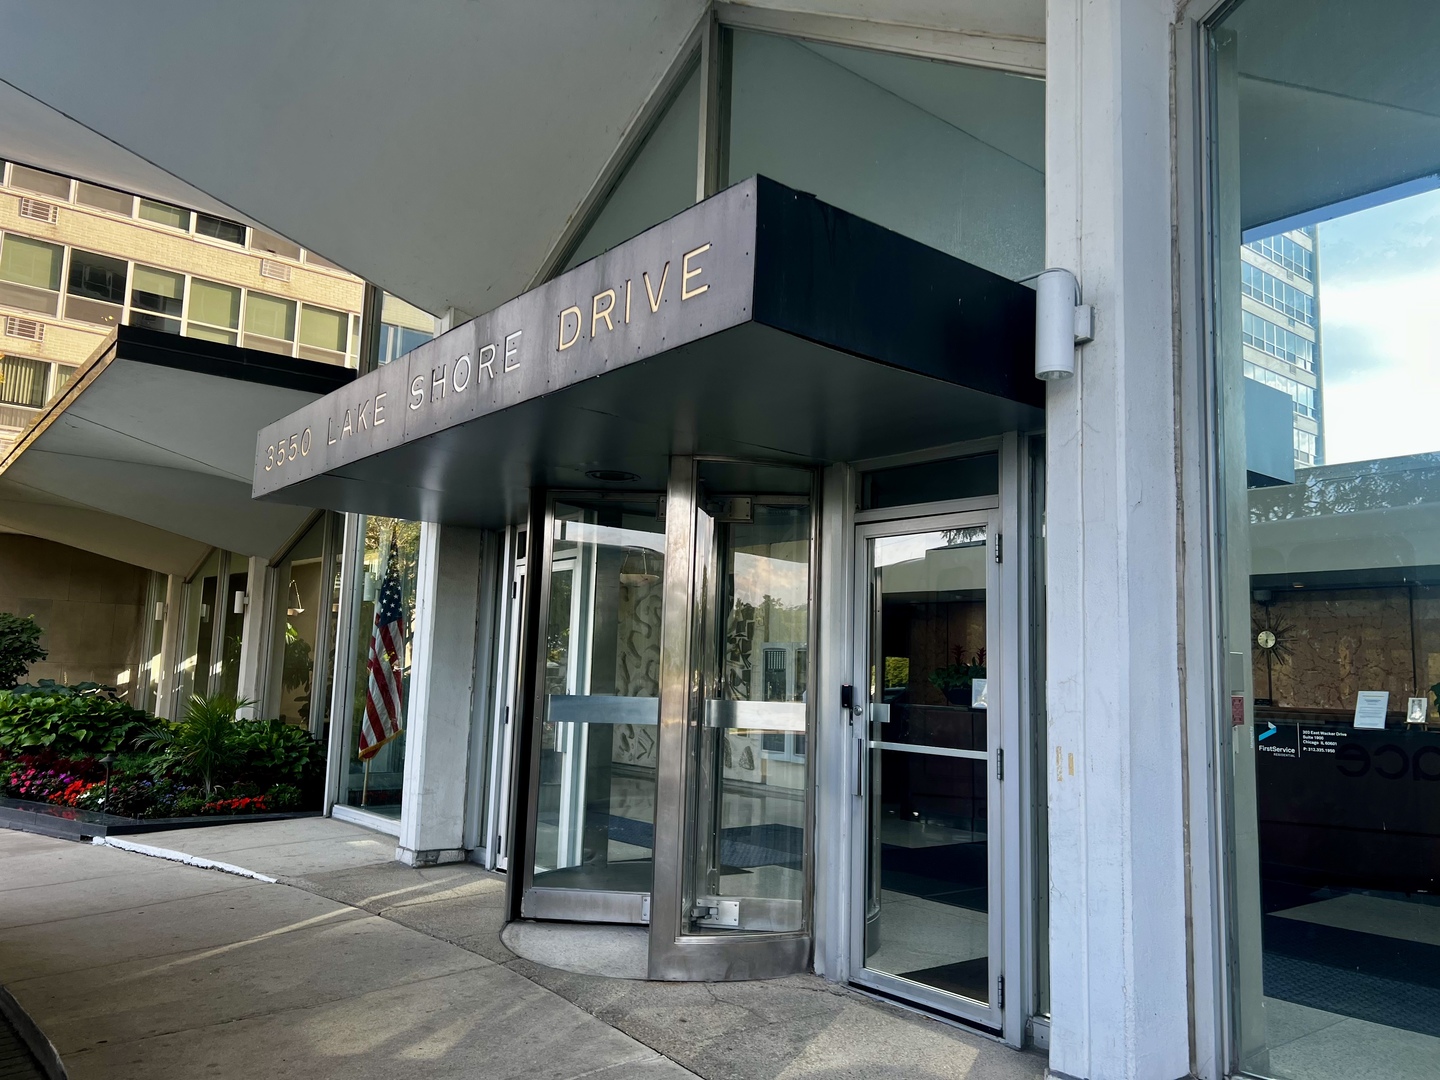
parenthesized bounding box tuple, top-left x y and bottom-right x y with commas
(1254, 710, 1440, 892)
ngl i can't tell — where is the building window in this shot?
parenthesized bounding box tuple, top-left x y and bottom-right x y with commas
(7, 164, 71, 200)
(297, 303, 348, 364)
(338, 516, 421, 818)
(0, 234, 63, 316)
(129, 265, 185, 334)
(64, 249, 127, 326)
(138, 199, 191, 231)
(74, 182, 134, 216)
(185, 278, 241, 344)
(1246, 232, 1314, 281)
(1241, 260, 1315, 326)
(0, 354, 49, 408)
(1241, 309, 1314, 371)
(195, 213, 246, 246)
(243, 292, 297, 355)
(1211, 6, 1440, 1079)
(249, 228, 302, 262)
(376, 294, 438, 365)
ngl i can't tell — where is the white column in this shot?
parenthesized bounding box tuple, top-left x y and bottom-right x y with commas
(396, 521, 485, 865)
(1045, 0, 1191, 1077)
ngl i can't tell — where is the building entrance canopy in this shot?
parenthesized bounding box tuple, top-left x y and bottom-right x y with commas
(253, 178, 1040, 527)
(0, 326, 354, 575)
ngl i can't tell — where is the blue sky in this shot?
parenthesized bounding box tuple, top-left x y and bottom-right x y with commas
(1315, 188, 1440, 464)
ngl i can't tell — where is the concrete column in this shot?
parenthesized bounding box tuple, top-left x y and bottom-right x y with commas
(1044, 0, 1191, 1077)
(396, 521, 485, 866)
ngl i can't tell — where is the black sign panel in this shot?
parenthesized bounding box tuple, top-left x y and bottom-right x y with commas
(252, 176, 1040, 515)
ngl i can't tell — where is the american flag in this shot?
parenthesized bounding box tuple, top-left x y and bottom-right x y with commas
(360, 537, 406, 761)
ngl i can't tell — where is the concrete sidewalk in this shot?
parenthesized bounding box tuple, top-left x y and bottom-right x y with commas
(0, 820, 1047, 1080)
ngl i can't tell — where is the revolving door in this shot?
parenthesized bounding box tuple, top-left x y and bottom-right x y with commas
(514, 457, 817, 981)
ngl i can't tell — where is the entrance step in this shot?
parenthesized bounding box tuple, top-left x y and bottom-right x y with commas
(502, 921, 648, 979)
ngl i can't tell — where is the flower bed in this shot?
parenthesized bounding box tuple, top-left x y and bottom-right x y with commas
(0, 686, 322, 820)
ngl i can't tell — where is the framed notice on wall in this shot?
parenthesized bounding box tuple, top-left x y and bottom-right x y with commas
(1353, 691, 1390, 730)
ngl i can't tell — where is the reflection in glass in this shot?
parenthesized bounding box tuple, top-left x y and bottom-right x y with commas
(268, 518, 328, 731)
(214, 569, 248, 701)
(179, 552, 222, 705)
(864, 528, 989, 1003)
(1213, 5, 1440, 1075)
(531, 499, 665, 894)
(686, 464, 813, 935)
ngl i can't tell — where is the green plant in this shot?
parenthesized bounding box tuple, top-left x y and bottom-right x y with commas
(0, 613, 47, 690)
(140, 694, 250, 798)
(928, 647, 987, 696)
(230, 717, 322, 786)
(0, 684, 148, 754)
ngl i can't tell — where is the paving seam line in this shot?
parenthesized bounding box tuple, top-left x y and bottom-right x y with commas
(90, 837, 277, 883)
(0, 985, 67, 1080)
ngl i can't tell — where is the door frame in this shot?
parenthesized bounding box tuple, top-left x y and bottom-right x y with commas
(849, 506, 1008, 1029)
(835, 432, 1028, 1046)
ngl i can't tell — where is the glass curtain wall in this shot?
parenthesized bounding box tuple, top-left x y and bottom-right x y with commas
(726, 31, 1044, 281)
(176, 550, 221, 706)
(174, 550, 248, 707)
(1210, 4, 1440, 1078)
(265, 516, 338, 736)
(338, 516, 421, 817)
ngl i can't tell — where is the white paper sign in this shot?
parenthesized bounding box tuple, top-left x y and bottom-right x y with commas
(1353, 691, 1390, 730)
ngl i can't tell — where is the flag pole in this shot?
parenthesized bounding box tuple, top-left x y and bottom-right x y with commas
(361, 756, 371, 806)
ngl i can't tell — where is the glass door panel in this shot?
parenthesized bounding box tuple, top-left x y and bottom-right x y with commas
(684, 463, 814, 935)
(857, 520, 999, 1019)
(526, 497, 665, 917)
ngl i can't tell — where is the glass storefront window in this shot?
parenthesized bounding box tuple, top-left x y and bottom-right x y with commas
(339, 516, 421, 817)
(1211, 6, 1440, 1077)
(267, 516, 332, 733)
(727, 32, 1044, 281)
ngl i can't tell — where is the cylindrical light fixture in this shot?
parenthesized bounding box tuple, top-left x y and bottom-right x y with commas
(1035, 267, 1091, 381)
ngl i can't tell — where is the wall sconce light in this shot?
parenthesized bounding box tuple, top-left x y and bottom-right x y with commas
(233, 590, 249, 616)
(1035, 268, 1094, 381)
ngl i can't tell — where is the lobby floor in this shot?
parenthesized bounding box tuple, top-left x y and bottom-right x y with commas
(1255, 887, 1440, 1080)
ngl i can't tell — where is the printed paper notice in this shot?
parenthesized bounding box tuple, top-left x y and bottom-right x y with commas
(1353, 691, 1390, 730)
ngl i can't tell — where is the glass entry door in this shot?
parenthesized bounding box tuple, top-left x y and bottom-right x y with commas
(681, 463, 814, 937)
(521, 495, 666, 923)
(852, 513, 1002, 1026)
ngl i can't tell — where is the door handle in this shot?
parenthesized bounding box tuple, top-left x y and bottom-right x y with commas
(854, 735, 864, 797)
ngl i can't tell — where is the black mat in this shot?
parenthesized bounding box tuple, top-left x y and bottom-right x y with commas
(898, 957, 989, 1002)
(605, 816, 804, 870)
(880, 841, 988, 912)
(1262, 910, 1440, 1038)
